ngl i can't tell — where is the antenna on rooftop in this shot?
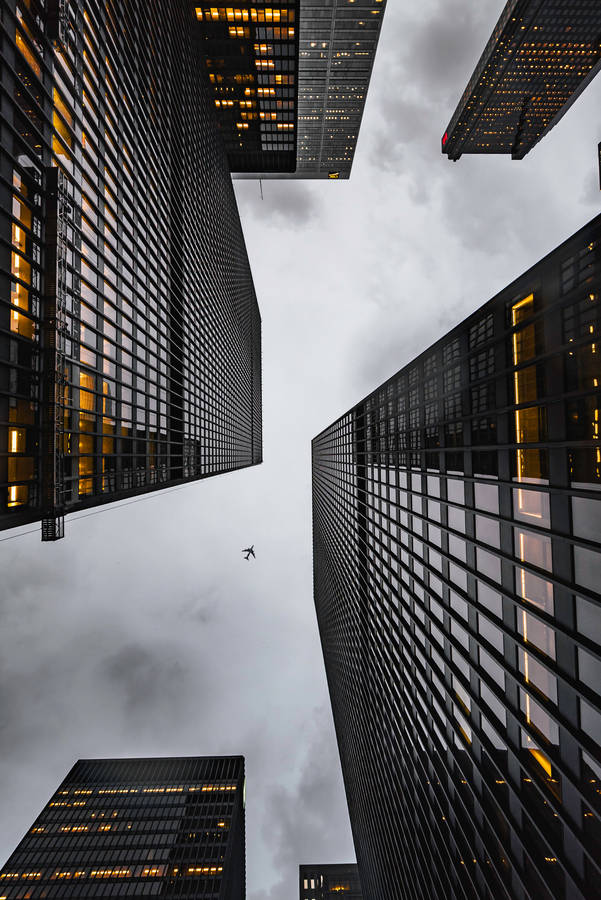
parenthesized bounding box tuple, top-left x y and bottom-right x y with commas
(259, 179, 264, 201)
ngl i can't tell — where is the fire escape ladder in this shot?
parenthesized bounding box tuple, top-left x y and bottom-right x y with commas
(41, 170, 70, 541)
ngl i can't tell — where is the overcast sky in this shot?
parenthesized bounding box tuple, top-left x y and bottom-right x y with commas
(1, 0, 601, 897)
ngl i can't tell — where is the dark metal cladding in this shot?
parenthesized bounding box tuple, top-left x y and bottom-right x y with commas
(0, 0, 262, 539)
(313, 216, 601, 900)
(299, 862, 363, 899)
(442, 0, 601, 160)
(295, 0, 386, 180)
(0, 756, 246, 899)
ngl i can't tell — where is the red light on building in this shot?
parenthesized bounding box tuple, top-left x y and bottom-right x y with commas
(442, 131, 448, 146)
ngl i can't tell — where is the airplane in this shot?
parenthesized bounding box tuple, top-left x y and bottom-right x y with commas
(242, 545, 255, 561)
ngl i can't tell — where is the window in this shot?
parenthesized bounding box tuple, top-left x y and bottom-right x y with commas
(581, 699, 601, 745)
(515, 567, 553, 614)
(520, 690, 559, 744)
(513, 487, 550, 528)
(477, 581, 503, 618)
(476, 548, 501, 581)
(572, 497, 601, 539)
(518, 649, 557, 703)
(480, 681, 506, 727)
(574, 547, 601, 594)
(475, 515, 500, 548)
(576, 598, 601, 644)
(447, 479, 464, 504)
(478, 615, 503, 653)
(517, 610, 555, 658)
(474, 481, 499, 514)
(515, 529, 552, 572)
(578, 648, 601, 697)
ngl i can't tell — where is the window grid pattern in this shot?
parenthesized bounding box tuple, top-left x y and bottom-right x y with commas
(196, 0, 300, 174)
(0, 0, 262, 535)
(312, 216, 601, 900)
(0, 756, 245, 899)
(299, 863, 363, 900)
(295, 0, 386, 179)
(442, 0, 601, 160)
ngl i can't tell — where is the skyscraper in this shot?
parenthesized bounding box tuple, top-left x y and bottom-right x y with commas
(0, 756, 246, 899)
(442, 1, 601, 161)
(1, 0, 387, 541)
(195, 0, 300, 174)
(313, 216, 601, 900)
(202, 0, 388, 180)
(289, 0, 386, 180)
(1, 0, 262, 540)
(300, 863, 363, 899)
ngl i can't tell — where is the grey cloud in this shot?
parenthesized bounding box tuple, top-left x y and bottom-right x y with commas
(236, 180, 320, 229)
(398, 2, 498, 101)
(370, 97, 435, 176)
(249, 705, 353, 900)
(366, 0, 501, 174)
(351, 289, 468, 395)
(100, 644, 187, 721)
(581, 166, 601, 206)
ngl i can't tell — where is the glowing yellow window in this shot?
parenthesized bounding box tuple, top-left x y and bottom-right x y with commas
(11, 251, 31, 285)
(11, 219, 26, 250)
(79, 372, 96, 435)
(7, 424, 32, 508)
(15, 27, 41, 76)
(79, 452, 94, 496)
(7, 455, 34, 484)
(10, 282, 34, 340)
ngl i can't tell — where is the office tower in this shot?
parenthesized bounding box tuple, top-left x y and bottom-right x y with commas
(1, 0, 262, 540)
(292, 0, 386, 180)
(200, 0, 388, 180)
(442, 1, 601, 161)
(195, 0, 299, 174)
(0, 756, 245, 899)
(300, 863, 363, 899)
(313, 216, 601, 900)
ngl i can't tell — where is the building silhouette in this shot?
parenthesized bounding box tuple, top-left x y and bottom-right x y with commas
(1, 0, 386, 540)
(212, 0, 388, 180)
(0, 756, 246, 899)
(293, 0, 386, 180)
(196, 0, 300, 174)
(442, 0, 601, 161)
(313, 216, 601, 900)
(1, 0, 264, 540)
(300, 863, 363, 899)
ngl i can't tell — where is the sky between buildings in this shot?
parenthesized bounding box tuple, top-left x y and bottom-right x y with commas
(1, 0, 600, 897)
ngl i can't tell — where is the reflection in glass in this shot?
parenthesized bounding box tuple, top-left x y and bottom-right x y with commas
(513, 487, 550, 527)
(517, 609, 555, 657)
(515, 567, 554, 614)
(518, 648, 557, 703)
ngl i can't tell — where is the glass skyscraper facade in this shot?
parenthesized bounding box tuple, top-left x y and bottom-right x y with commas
(442, 1, 601, 161)
(0, 0, 262, 540)
(300, 863, 363, 899)
(0, 756, 246, 899)
(313, 216, 601, 900)
(293, 0, 385, 180)
(196, 0, 299, 174)
(230, 0, 388, 180)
